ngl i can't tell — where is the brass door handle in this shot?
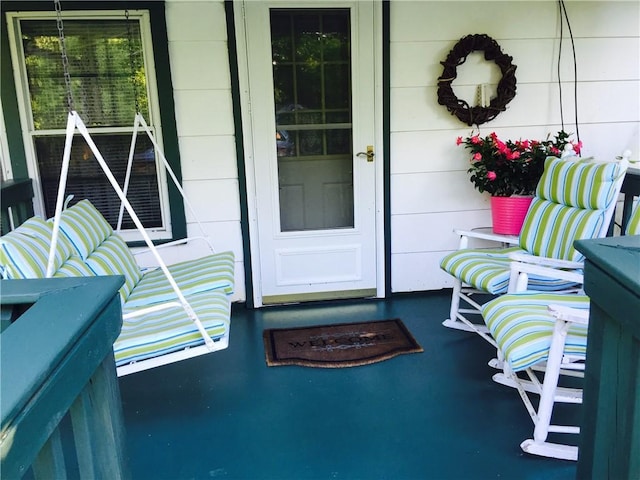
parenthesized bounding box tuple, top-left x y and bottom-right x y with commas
(356, 145, 374, 162)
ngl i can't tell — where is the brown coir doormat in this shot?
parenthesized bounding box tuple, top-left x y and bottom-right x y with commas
(263, 319, 423, 368)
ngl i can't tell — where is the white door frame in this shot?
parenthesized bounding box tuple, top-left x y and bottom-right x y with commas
(234, 0, 385, 307)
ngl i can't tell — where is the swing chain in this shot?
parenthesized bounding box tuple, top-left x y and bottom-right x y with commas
(54, 0, 75, 112)
(125, 9, 141, 113)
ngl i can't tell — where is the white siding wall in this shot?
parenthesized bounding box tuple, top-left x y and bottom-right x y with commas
(141, 0, 246, 301)
(153, 0, 638, 302)
(389, 0, 639, 293)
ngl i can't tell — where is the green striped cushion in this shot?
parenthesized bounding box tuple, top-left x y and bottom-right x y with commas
(536, 157, 625, 210)
(0, 216, 74, 279)
(517, 158, 626, 261)
(439, 247, 579, 295)
(54, 256, 96, 277)
(482, 292, 590, 372)
(125, 250, 235, 309)
(626, 198, 640, 235)
(58, 200, 113, 260)
(518, 197, 607, 261)
(115, 290, 230, 366)
(85, 235, 143, 302)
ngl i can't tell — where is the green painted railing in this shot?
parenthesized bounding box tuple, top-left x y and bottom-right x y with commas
(1, 178, 34, 235)
(0, 276, 129, 479)
(575, 235, 640, 479)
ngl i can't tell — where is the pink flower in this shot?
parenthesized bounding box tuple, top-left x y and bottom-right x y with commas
(550, 146, 560, 156)
(473, 152, 482, 161)
(573, 141, 583, 154)
(456, 136, 463, 145)
(487, 171, 497, 181)
(470, 135, 482, 144)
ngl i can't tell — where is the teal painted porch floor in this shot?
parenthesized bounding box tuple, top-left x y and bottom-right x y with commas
(119, 291, 577, 480)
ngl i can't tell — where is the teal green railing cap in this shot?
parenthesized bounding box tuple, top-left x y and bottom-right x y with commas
(0, 276, 124, 449)
(575, 235, 640, 293)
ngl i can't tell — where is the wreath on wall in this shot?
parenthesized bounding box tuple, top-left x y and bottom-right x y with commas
(437, 34, 517, 126)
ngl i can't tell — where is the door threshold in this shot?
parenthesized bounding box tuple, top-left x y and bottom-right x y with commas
(262, 288, 378, 306)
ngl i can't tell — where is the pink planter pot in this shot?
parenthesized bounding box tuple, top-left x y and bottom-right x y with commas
(491, 196, 534, 235)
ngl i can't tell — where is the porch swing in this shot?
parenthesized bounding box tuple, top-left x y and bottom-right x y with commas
(2, 2, 235, 376)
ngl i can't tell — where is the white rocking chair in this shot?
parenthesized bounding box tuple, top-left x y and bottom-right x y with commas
(440, 153, 629, 346)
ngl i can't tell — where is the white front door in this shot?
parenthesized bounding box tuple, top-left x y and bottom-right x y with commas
(236, 1, 383, 306)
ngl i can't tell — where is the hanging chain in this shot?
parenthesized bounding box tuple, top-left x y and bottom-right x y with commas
(125, 9, 140, 113)
(54, 0, 75, 112)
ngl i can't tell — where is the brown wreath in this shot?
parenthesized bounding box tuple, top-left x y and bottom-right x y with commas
(437, 34, 517, 126)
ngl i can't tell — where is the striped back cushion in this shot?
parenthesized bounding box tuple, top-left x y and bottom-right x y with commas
(0, 216, 74, 279)
(519, 158, 626, 261)
(58, 200, 113, 259)
(626, 198, 640, 235)
(55, 256, 96, 278)
(85, 234, 143, 302)
(535, 157, 624, 209)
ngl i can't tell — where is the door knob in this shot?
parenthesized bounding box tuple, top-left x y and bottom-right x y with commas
(356, 145, 374, 162)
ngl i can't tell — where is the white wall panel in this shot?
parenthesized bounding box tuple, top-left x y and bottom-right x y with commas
(179, 135, 238, 180)
(392, 211, 493, 254)
(174, 90, 235, 136)
(392, 252, 457, 292)
(183, 178, 241, 222)
(165, 1, 228, 42)
(169, 41, 231, 90)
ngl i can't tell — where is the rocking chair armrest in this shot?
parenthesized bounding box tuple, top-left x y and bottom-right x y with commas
(453, 228, 520, 248)
(548, 304, 590, 326)
(508, 252, 584, 270)
(509, 260, 585, 286)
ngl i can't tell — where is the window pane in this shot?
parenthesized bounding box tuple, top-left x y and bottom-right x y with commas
(35, 134, 162, 229)
(21, 19, 147, 130)
(271, 9, 354, 231)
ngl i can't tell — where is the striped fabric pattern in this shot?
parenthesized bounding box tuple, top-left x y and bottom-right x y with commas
(55, 256, 96, 277)
(115, 290, 231, 366)
(482, 292, 590, 372)
(439, 247, 579, 294)
(0, 216, 74, 279)
(626, 198, 640, 235)
(125, 251, 235, 309)
(518, 197, 606, 262)
(536, 157, 624, 210)
(85, 235, 143, 302)
(59, 199, 113, 260)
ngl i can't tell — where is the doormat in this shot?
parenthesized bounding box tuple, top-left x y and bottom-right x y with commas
(263, 319, 423, 368)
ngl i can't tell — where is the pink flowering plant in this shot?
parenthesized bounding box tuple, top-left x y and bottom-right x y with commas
(457, 130, 582, 197)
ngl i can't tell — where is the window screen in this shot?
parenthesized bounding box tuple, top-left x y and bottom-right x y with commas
(20, 17, 162, 230)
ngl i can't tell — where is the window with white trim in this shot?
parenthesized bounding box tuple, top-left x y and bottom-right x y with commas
(6, 9, 176, 242)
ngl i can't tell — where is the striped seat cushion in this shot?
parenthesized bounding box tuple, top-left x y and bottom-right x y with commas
(115, 289, 231, 366)
(125, 250, 235, 309)
(58, 199, 113, 260)
(482, 293, 590, 372)
(439, 247, 579, 295)
(85, 235, 144, 302)
(0, 216, 74, 279)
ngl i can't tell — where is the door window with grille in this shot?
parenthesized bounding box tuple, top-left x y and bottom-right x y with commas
(7, 11, 172, 240)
